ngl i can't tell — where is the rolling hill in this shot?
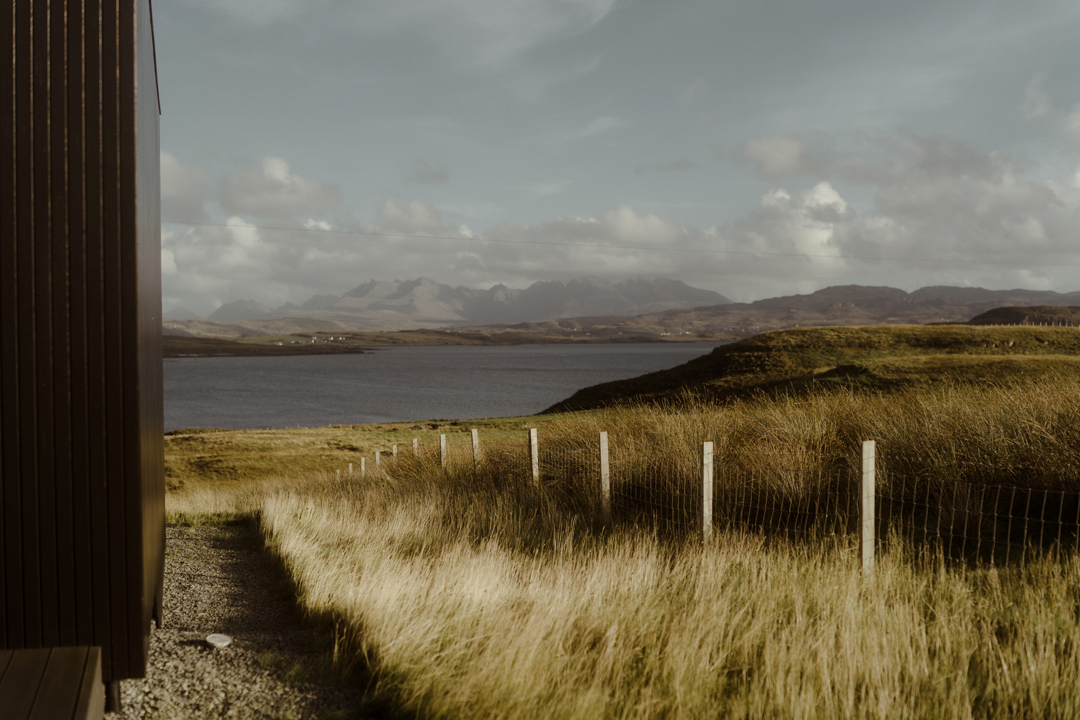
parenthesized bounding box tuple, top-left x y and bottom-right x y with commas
(545, 324, 1080, 412)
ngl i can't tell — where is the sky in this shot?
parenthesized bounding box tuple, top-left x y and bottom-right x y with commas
(155, 0, 1080, 315)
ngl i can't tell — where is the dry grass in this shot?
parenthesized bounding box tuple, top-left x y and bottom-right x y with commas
(169, 380, 1080, 719)
(256, 474, 1080, 719)
(163, 414, 549, 493)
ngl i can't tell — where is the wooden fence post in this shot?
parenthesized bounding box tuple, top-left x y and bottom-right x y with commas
(413, 438, 419, 457)
(702, 441, 714, 544)
(472, 428, 481, 469)
(361, 457, 366, 477)
(529, 428, 540, 486)
(600, 431, 611, 527)
(348, 462, 353, 475)
(440, 434, 448, 470)
(375, 451, 381, 468)
(393, 444, 398, 461)
(861, 440, 876, 575)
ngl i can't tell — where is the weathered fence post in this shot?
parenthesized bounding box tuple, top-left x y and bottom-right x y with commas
(861, 440, 876, 575)
(361, 457, 366, 477)
(702, 441, 714, 544)
(600, 431, 611, 527)
(348, 462, 353, 475)
(393, 444, 398, 461)
(337, 469, 341, 480)
(440, 434, 448, 470)
(376, 450, 381, 468)
(529, 428, 540, 486)
(472, 428, 481, 469)
(413, 438, 419, 457)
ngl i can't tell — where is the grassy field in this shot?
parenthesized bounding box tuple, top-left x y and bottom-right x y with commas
(164, 414, 556, 494)
(168, 378, 1080, 719)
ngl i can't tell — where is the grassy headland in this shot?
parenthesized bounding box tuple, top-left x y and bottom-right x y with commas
(547, 324, 1080, 412)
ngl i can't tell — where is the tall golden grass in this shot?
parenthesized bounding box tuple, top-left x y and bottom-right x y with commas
(169, 380, 1080, 718)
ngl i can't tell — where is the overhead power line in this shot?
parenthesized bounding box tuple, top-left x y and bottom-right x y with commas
(160, 218, 1077, 267)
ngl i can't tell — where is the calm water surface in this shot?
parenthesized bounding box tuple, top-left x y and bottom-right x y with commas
(163, 342, 721, 431)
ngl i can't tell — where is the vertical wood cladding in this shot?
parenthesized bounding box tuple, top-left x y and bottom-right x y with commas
(1, 0, 164, 683)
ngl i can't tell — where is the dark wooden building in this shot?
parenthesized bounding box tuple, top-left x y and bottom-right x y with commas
(1, 0, 165, 703)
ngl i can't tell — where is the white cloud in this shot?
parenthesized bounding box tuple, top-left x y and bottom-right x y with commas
(737, 129, 1080, 267)
(220, 156, 341, 219)
(160, 151, 207, 220)
(161, 126, 1080, 311)
(161, 246, 177, 276)
(714, 181, 852, 298)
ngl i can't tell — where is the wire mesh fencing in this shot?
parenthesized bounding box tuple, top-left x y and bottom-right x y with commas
(875, 457, 1080, 565)
(714, 449, 858, 542)
(350, 428, 1080, 567)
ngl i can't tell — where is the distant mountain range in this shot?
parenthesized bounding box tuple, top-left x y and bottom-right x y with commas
(163, 282, 1080, 340)
(568, 285, 1080, 338)
(164, 277, 731, 333)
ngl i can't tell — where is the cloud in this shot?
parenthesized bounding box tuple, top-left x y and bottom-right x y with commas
(1021, 74, 1080, 149)
(220, 156, 341, 219)
(160, 151, 207, 220)
(162, 197, 705, 309)
(721, 127, 1080, 296)
(377, 198, 450, 234)
(161, 128, 1080, 313)
(634, 158, 698, 175)
(407, 160, 450, 185)
(742, 136, 817, 179)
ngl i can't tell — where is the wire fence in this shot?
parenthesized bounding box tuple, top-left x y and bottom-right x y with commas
(875, 461, 1080, 565)
(351, 429, 1080, 568)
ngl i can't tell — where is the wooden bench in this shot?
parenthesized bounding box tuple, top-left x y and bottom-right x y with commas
(0, 647, 104, 720)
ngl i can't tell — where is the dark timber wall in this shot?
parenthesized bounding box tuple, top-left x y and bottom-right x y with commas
(1, 0, 164, 684)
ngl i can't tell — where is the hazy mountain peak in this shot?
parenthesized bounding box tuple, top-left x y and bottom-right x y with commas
(207, 299, 272, 322)
(201, 276, 730, 329)
(163, 305, 202, 320)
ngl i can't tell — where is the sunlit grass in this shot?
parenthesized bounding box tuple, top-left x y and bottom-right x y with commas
(256, 471, 1080, 719)
(169, 380, 1080, 718)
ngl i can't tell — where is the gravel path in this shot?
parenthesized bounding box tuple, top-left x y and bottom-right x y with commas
(106, 524, 365, 719)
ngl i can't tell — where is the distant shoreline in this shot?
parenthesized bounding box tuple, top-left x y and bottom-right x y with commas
(162, 330, 716, 358)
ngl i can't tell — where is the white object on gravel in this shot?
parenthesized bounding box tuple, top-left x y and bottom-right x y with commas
(205, 633, 232, 650)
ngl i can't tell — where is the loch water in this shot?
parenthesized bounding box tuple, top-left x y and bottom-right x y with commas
(163, 342, 721, 431)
